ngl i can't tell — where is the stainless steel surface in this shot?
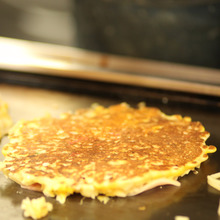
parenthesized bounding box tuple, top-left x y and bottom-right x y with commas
(1, 37, 220, 97)
(0, 83, 219, 220)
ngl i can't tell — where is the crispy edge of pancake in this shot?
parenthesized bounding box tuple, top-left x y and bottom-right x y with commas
(0, 104, 217, 203)
(1, 136, 216, 204)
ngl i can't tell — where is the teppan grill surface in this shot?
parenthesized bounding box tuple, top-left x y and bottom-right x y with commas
(0, 38, 220, 220)
(0, 78, 219, 220)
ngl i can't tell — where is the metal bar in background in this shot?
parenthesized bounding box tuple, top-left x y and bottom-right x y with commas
(0, 37, 220, 96)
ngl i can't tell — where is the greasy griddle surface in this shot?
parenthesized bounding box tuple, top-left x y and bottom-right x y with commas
(0, 83, 219, 220)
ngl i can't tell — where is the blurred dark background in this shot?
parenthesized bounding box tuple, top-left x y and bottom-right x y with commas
(0, 0, 74, 45)
(0, 0, 220, 68)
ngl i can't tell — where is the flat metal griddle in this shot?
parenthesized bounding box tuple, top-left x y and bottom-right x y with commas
(0, 80, 219, 220)
(0, 36, 220, 220)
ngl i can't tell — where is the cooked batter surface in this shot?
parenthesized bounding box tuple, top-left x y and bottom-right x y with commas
(0, 103, 216, 203)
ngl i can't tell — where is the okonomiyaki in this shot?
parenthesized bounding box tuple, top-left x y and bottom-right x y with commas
(0, 103, 216, 203)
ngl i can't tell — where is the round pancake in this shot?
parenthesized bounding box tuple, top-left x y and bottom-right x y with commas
(0, 103, 216, 203)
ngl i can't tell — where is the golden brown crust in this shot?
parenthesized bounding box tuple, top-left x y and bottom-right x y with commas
(0, 103, 216, 202)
